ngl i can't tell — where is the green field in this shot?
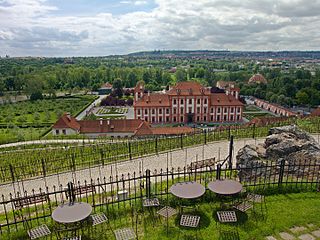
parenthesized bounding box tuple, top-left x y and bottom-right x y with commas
(244, 112, 274, 120)
(0, 96, 96, 144)
(244, 105, 263, 112)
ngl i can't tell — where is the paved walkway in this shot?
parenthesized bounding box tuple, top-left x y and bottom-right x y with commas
(266, 224, 320, 240)
(0, 139, 113, 149)
(0, 137, 265, 200)
(76, 94, 107, 120)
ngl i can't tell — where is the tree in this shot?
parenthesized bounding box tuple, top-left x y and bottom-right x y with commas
(175, 68, 187, 82)
(25, 77, 44, 99)
(113, 78, 123, 98)
(128, 72, 137, 87)
(162, 72, 172, 86)
(295, 91, 309, 105)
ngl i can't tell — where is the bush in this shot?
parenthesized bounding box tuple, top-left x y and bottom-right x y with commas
(30, 91, 43, 101)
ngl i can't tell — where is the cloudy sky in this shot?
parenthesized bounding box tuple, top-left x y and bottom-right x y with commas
(1, 0, 320, 57)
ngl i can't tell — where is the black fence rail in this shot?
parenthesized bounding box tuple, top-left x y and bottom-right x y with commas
(0, 157, 319, 235)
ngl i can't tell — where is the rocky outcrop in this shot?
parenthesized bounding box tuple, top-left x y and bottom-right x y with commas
(236, 125, 320, 180)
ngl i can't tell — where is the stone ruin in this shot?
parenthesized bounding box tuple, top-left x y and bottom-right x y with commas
(236, 125, 320, 181)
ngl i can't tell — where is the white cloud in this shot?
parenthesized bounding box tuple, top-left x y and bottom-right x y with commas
(1, 0, 320, 56)
(134, 1, 148, 6)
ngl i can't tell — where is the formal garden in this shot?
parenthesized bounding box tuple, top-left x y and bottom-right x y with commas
(0, 96, 96, 144)
(96, 107, 128, 115)
(243, 105, 274, 120)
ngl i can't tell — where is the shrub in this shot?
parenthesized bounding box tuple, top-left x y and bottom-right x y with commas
(30, 91, 43, 101)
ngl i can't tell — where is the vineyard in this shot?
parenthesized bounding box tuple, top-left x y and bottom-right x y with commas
(0, 116, 319, 184)
(0, 95, 96, 144)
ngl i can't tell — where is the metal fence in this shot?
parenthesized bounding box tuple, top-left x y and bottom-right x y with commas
(1, 116, 319, 184)
(0, 157, 319, 235)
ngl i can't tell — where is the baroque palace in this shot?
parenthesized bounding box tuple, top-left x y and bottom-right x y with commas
(133, 81, 244, 124)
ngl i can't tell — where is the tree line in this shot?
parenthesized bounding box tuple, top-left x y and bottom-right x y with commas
(1, 57, 320, 107)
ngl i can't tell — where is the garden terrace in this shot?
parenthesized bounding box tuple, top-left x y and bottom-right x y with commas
(0, 159, 319, 239)
(0, 117, 320, 184)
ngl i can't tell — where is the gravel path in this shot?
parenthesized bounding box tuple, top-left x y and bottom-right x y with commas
(76, 94, 107, 120)
(0, 137, 265, 199)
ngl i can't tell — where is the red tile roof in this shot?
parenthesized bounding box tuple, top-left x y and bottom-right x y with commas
(167, 81, 210, 96)
(151, 126, 196, 135)
(134, 93, 170, 107)
(134, 121, 154, 136)
(211, 93, 244, 106)
(101, 82, 113, 89)
(52, 113, 80, 131)
(52, 115, 198, 136)
(311, 107, 320, 116)
(248, 74, 267, 84)
(79, 119, 145, 133)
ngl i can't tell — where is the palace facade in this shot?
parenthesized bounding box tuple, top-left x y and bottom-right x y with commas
(133, 81, 244, 124)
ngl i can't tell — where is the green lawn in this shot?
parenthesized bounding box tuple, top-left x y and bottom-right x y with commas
(244, 112, 274, 120)
(2, 192, 319, 240)
(244, 105, 263, 112)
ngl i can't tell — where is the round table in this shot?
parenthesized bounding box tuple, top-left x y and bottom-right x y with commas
(170, 181, 205, 199)
(52, 202, 92, 224)
(208, 180, 243, 195)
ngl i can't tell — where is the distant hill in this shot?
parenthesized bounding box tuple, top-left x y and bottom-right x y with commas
(127, 50, 320, 60)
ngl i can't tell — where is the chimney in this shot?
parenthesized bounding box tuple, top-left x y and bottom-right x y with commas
(66, 112, 71, 121)
(148, 91, 150, 97)
(159, 98, 162, 103)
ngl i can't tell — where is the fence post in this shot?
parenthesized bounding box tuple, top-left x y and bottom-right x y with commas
(9, 164, 15, 182)
(145, 169, 151, 198)
(72, 153, 76, 172)
(228, 127, 231, 140)
(67, 181, 75, 204)
(278, 159, 285, 187)
(204, 130, 207, 145)
(128, 141, 132, 160)
(180, 134, 183, 149)
(216, 164, 221, 180)
(252, 123, 256, 139)
(100, 149, 105, 166)
(228, 135, 234, 170)
(41, 159, 46, 177)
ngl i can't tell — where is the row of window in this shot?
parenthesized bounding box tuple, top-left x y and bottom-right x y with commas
(55, 129, 66, 135)
(139, 114, 241, 123)
(173, 98, 208, 105)
(137, 107, 242, 116)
